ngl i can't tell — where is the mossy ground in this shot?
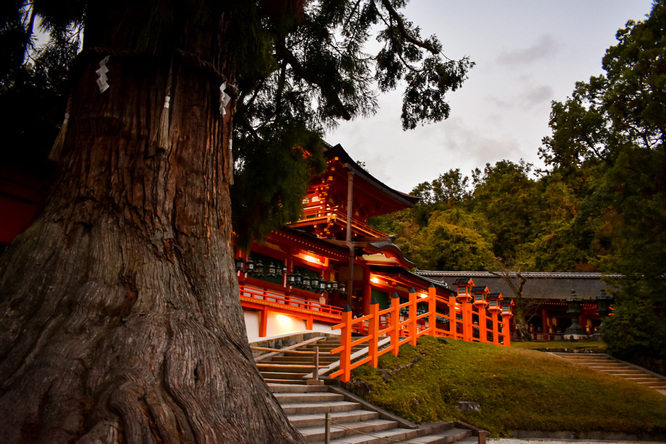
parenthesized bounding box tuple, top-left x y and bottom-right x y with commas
(348, 336, 666, 437)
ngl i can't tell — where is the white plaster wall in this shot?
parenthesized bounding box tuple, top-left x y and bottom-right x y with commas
(244, 311, 261, 342)
(265, 312, 307, 338)
(243, 309, 339, 342)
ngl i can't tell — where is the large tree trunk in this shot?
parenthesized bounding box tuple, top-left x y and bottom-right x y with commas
(0, 4, 303, 443)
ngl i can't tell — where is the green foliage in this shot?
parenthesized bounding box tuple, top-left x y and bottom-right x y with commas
(536, 1, 666, 361)
(405, 210, 494, 271)
(603, 290, 666, 360)
(349, 337, 666, 437)
(469, 160, 540, 264)
(232, 122, 326, 249)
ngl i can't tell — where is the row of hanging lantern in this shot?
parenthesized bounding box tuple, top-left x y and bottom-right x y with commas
(235, 257, 286, 277)
(286, 271, 346, 295)
(235, 256, 346, 295)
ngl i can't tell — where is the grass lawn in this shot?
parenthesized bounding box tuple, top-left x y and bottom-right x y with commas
(348, 336, 666, 437)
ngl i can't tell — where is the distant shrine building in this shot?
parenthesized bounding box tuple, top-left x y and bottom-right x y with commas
(416, 271, 616, 341)
(1, 143, 615, 343)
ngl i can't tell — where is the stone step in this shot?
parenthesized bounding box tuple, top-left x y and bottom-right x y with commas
(260, 371, 308, 379)
(256, 363, 328, 371)
(280, 400, 361, 415)
(270, 356, 339, 364)
(287, 409, 379, 428)
(552, 352, 666, 395)
(268, 383, 329, 393)
(587, 363, 631, 368)
(274, 392, 344, 404)
(621, 376, 664, 383)
(260, 334, 482, 444)
(637, 382, 666, 389)
(601, 370, 644, 375)
(263, 378, 307, 385)
(401, 427, 473, 443)
(456, 437, 481, 444)
(299, 418, 399, 442)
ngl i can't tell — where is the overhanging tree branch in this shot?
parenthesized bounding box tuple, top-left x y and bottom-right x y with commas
(274, 39, 352, 120)
(378, 0, 439, 55)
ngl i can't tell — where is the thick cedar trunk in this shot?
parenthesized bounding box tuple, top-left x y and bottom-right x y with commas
(0, 5, 303, 443)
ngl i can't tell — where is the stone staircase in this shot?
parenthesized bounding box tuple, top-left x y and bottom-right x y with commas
(255, 335, 483, 444)
(551, 352, 666, 395)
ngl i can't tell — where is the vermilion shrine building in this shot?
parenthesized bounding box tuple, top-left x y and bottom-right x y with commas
(235, 144, 459, 341)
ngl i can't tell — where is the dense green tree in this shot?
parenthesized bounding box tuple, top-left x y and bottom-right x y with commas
(469, 160, 539, 265)
(406, 210, 494, 271)
(540, 0, 666, 364)
(0, 1, 473, 441)
(410, 168, 471, 227)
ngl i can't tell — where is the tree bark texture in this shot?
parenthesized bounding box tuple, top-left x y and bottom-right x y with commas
(0, 5, 303, 443)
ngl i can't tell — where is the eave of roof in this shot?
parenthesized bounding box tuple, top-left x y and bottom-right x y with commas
(369, 265, 454, 295)
(416, 270, 624, 280)
(415, 270, 620, 300)
(324, 144, 420, 208)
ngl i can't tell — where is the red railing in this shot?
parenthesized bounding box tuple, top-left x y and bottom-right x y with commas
(239, 284, 343, 319)
(292, 206, 386, 238)
(330, 286, 512, 382)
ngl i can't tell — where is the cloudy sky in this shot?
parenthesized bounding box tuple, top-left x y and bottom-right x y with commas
(324, 0, 655, 193)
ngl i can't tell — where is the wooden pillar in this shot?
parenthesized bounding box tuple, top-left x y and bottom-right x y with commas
(391, 292, 400, 356)
(492, 312, 500, 345)
(479, 306, 487, 343)
(369, 297, 379, 367)
(259, 307, 268, 338)
(362, 272, 372, 315)
(428, 285, 437, 336)
(332, 307, 353, 382)
(345, 170, 354, 308)
(409, 289, 417, 346)
(462, 301, 471, 342)
(502, 313, 512, 347)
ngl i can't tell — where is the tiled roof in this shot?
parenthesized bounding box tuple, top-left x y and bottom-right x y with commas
(414, 270, 620, 301)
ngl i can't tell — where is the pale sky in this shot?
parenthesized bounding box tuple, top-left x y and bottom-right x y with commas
(325, 0, 655, 193)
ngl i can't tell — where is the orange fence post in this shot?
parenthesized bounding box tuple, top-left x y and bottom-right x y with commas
(479, 306, 487, 343)
(428, 285, 437, 337)
(492, 313, 500, 345)
(336, 307, 354, 382)
(461, 301, 470, 342)
(502, 311, 512, 347)
(369, 297, 380, 367)
(391, 292, 400, 356)
(409, 289, 417, 346)
(448, 295, 457, 339)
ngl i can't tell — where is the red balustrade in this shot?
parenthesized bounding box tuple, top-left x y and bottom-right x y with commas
(239, 284, 342, 338)
(331, 286, 512, 382)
